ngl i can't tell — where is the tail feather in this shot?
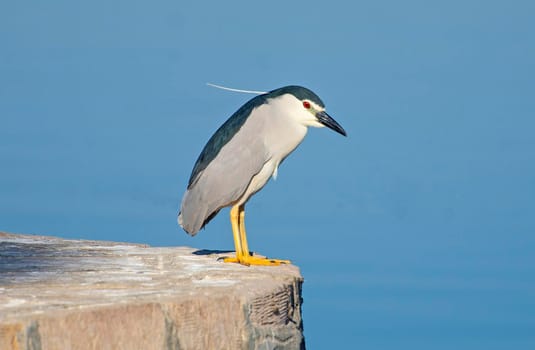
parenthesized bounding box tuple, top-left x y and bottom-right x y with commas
(178, 188, 214, 236)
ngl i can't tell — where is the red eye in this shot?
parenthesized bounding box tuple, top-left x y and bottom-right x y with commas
(303, 101, 311, 109)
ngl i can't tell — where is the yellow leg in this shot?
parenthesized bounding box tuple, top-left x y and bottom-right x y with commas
(238, 204, 250, 257)
(223, 204, 290, 266)
(224, 205, 243, 263)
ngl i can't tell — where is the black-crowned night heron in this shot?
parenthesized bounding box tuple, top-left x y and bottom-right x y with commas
(178, 85, 346, 266)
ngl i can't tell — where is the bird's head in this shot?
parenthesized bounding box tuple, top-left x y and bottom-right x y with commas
(265, 85, 347, 136)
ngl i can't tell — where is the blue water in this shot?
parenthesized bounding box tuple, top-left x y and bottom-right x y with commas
(2, 1, 535, 348)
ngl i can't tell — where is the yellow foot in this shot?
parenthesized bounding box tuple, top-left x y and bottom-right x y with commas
(222, 254, 290, 266)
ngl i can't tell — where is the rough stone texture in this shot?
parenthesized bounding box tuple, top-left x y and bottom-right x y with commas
(0, 232, 305, 350)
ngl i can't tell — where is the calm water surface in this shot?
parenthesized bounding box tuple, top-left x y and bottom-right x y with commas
(2, 1, 535, 348)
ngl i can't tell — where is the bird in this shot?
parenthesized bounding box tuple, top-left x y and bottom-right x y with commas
(178, 85, 346, 266)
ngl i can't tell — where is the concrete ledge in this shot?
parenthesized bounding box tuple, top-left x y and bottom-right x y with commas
(0, 232, 304, 350)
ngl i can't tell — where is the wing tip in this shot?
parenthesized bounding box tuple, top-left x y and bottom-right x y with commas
(178, 212, 197, 236)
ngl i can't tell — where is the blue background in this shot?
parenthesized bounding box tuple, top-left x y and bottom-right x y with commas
(1, 1, 534, 348)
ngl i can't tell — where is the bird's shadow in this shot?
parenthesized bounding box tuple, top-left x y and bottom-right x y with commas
(192, 249, 234, 256)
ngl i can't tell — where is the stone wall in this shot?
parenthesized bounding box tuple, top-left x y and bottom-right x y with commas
(0, 232, 304, 350)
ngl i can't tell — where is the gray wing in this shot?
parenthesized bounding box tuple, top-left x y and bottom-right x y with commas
(178, 106, 270, 235)
(187, 94, 267, 189)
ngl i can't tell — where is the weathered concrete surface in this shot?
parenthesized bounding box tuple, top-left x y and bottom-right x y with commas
(0, 232, 304, 350)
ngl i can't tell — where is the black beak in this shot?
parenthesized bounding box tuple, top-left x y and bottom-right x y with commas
(316, 111, 347, 136)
